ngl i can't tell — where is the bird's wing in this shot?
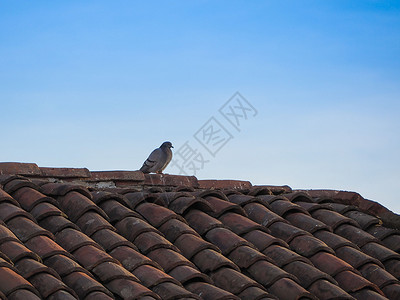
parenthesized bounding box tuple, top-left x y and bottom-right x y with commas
(140, 148, 163, 172)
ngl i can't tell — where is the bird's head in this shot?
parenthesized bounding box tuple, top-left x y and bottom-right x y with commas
(160, 141, 174, 149)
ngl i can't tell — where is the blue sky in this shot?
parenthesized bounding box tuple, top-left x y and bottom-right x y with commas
(1, 1, 399, 212)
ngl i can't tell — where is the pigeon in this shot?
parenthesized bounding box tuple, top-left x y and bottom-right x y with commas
(140, 141, 174, 174)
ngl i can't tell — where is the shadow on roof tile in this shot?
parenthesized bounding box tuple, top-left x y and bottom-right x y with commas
(0, 202, 37, 223)
(175, 233, 220, 260)
(115, 216, 158, 241)
(359, 263, 399, 289)
(91, 228, 137, 252)
(284, 192, 313, 203)
(289, 234, 334, 257)
(56, 228, 100, 253)
(62, 271, 113, 299)
(0, 266, 41, 298)
(382, 283, 400, 299)
(59, 191, 109, 223)
(243, 202, 287, 227)
(1, 241, 46, 270)
(152, 281, 200, 299)
(98, 199, 142, 224)
(12, 186, 57, 212)
(335, 224, 380, 248)
(247, 186, 275, 196)
(336, 246, 384, 269)
(367, 224, 399, 240)
(253, 194, 288, 205)
(6, 216, 54, 242)
(137, 202, 186, 228)
(185, 209, 225, 236)
(29, 271, 77, 299)
(158, 218, 201, 243)
(381, 234, 400, 252)
(283, 260, 337, 288)
(109, 245, 162, 271)
(203, 196, 246, 218)
(30, 202, 65, 222)
(83, 290, 113, 300)
(344, 210, 382, 230)
(39, 215, 80, 235)
(334, 270, 383, 295)
(227, 193, 269, 207)
(132, 264, 180, 288)
(243, 230, 289, 251)
(169, 195, 214, 215)
(211, 267, 264, 295)
(168, 265, 211, 285)
(296, 201, 334, 213)
(268, 277, 316, 300)
(76, 212, 114, 237)
(124, 191, 155, 208)
(186, 281, 240, 300)
(0, 188, 20, 207)
(269, 199, 310, 218)
(361, 242, 400, 264)
(7, 289, 41, 300)
(134, 231, 178, 255)
(147, 248, 196, 273)
(247, 259, 298, 287)
(310, 251, 356, 277)
(92, 261, 138, 283)
(383, 259, 400, 280)
(3, 178, 38, 195)
(237, 285, 277, 300)
(311, 209, 360, 231)
(91, 191, 132, 208)
(285, 212, 332, 234)
(193, 190, 229, 200)
(192, 249, 240, 273)
(205, 227, 254, 255)
(308, 279, 354, 300)
(43, 254, 92, 278)
(262, 244, 311, 268)
(0, 222, 19, 243)
(40, 183, 92, 199)
(219, 212, 269, 236)
(228, 245, 269, 269)
(350, 288, 388, 300)
(268, 221, 311, 244)
(313, 230, 359, 251)
(0, 255, 13, 267)
(14, 257, 60, 280)
(46, 289, 78, 300)
(72, 244, 119, 271)
(25, 235, 71, 260)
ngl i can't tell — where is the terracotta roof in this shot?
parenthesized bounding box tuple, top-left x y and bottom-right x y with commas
(0, 162, 400, 299)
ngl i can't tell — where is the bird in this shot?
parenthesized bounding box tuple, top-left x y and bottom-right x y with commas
(140, 141, 174, 174)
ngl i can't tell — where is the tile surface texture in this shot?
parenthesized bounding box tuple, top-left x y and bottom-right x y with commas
(0, 162, 400, 299)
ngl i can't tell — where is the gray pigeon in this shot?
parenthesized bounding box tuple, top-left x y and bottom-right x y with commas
(140, 141, 174, 174)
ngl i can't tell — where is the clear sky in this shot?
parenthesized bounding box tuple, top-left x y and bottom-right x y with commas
(1, 1, 399, 212)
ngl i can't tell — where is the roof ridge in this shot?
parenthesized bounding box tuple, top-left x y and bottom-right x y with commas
(2, 162, 399, 230)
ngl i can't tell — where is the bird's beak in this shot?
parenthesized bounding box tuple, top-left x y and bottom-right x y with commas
(171, 146, 174, 148)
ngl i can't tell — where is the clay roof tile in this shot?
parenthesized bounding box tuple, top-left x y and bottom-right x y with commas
(2, 163, 400, 299)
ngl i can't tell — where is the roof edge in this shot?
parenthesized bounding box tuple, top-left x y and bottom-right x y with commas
(0, 162, 254, 190)
(2, 162, 398, 229)
(298, 189, 400, 230)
